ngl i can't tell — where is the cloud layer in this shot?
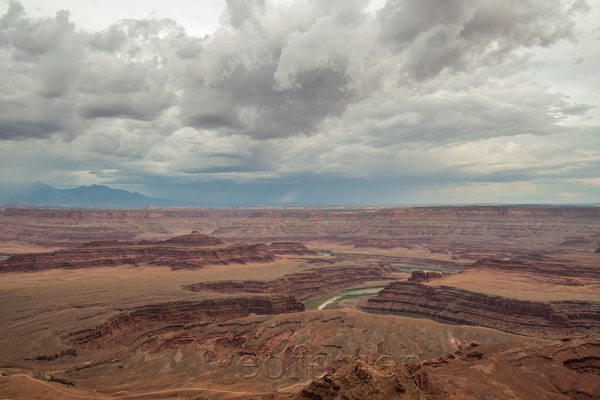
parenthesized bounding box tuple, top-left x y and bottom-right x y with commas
(0, 0, 598, 204)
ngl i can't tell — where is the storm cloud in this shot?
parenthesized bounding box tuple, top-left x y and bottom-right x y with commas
(0, 0, 598, 204)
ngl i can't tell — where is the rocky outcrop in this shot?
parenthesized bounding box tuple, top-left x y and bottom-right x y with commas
(407, 269, 442, 282)
(338, 253, 461, 271)
(465, 258, 600, 280)
(414, 337, 600, 399)
(268, 242, 318, 255)
(295, 337, 600, 400)
(69, 295, 304, 348)
(0, 232, 276, 273)
(163, 231, 223, 246)
(293, 354, 431, 400)
(362, 281, 600, 339)
(182, 265, 397, 301)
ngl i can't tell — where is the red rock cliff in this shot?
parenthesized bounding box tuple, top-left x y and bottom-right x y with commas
(268, 242, 318, 255)
(0, 232, 275, 273)
(362, 281, 600, 339)
(69, 294, 304, 349)
(465, 258, 600, 280)
(183, 265, 397, 301)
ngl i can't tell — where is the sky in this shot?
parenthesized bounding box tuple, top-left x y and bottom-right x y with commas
(0, 0, 599, 205)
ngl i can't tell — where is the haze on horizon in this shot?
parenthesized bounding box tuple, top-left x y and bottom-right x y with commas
(0, 0, 599, 206)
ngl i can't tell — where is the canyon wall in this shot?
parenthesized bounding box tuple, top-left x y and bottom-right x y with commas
(68, 295, 304, 349)
(0, 208, 251, 248)
(268, 242, 318, 255)
(183, 265, 397, 301)
(213, 206, 600, 245)
(362, 281, 600, 339)
(3, 206, 600, 250)
(464, 258, 600, 280)
(0, 232, 276, 273)
(407, 269, 443, 282)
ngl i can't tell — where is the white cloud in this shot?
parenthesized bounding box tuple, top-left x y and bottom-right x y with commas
(0, 0, 598, 204)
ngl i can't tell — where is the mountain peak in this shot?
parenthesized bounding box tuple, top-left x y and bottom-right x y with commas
(0, 181, 181, 208)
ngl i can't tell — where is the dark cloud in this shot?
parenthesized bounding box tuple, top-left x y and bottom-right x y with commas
(380, 0, 581, 81)
(0, 119, 62, 140)
(0, 0, 597, 204)
(0, 0, 590, 142)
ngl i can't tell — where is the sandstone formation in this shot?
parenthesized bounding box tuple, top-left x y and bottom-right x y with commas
(414, 337, 600, 399)
(0, 232, 276, 273)
(268, 242, 318, 255)
(4, 206, 600, 253)
(292, 354, 432, 400)
(362, 281, 600, 339)
(0, 207, 252, 248)
(68, 295, 304, 349)
(339, 252, 461, 271)
(182, 265, 397, 301)
(294, 337, 600, 400)
(407, 269, 443, 282)
(50, 309, 544, 397)
(465, 258, 600, 280)
(213, 206, 600, 246)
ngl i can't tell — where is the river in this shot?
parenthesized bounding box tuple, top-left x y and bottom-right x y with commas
(304, 286, 386, 311)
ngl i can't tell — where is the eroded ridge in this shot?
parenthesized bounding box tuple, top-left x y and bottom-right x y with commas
(0, 232, 277, 272)
(464, 258, 600, 281)
(67, 295, 305, 349)
(182, 265, 397, 301)
(361, 281, 600, 339)
(294, 337, 600, 400)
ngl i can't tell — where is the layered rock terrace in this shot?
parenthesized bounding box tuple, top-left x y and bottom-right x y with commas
(68, 294, 304, 348)
(182, 265, 397, 301)
(464, 258, 600, 280)
(362, 281, 600, 339)
(0, 232, 276, 272)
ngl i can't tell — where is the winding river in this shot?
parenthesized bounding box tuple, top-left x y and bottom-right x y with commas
(304, 286, 386, 311)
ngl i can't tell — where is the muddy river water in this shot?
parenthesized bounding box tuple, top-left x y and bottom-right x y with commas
(304, 286, 386, 311)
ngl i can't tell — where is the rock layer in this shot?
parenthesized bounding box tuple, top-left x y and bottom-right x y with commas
(4, 206, 600, 255)
(362, 281, 600, 339)
(294, 337, 600, 400)
(464, 258, 600, 280)
(0, 208, 251, 248)
(182, 265, 397, 301)
(293, 354, 431, 400)
(0, 232, 276, 273)
(68, 294, 304, 349)
(268, 242, 318, 255)
(407, 269, 443, 282)
(214, 206, 600, 245)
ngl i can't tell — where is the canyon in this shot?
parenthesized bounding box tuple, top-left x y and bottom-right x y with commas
(0, 232, 287, 273)
(212, 206, 600, 251)
(2, 206, 600, 256)
(1, 204, 599, 399)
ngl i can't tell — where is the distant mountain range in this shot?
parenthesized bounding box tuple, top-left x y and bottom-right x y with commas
(0, 181, 182, 208)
